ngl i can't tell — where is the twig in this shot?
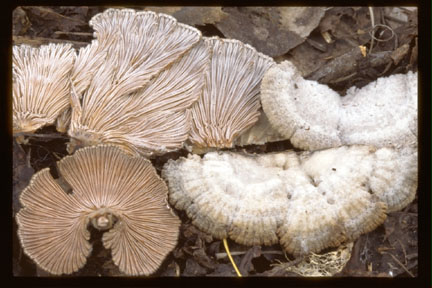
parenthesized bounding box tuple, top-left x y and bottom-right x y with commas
(384, 14, 407, 24)
(382, 251, 415, 277)
(15, 133, 69, 140)
(329, 72, 357, 84)
(368, 7, 375, 55)
(215, 250, 284, 260)
(54, 31, 93, 36)
(223, 238, 242, 277)
(396, 239, 408, 265)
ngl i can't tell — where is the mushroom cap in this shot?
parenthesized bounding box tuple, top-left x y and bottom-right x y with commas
(189, 36, 275, 149)
(162, 145, 416, 256)
(13, 43, 75, 134)
(260, 60, 418, 150)
(16, 145, 180, 276)
(68, 9, 207, 157)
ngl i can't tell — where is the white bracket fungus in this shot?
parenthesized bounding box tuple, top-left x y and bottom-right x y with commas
(260, 60, 418, 151)
(188, 36, 275, 149)
(16, 145, 180, 276)
(162, 145, 417, 256)
(67, 9, 208, 157)
(13, 43, 75, 134)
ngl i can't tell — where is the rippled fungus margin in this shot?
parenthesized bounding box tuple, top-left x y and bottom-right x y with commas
(162, 145, 417, 256)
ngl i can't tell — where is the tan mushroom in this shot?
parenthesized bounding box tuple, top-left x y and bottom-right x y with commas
(67, 9, 208, 156)
(260, 60, 418, 151)
(16, 145, 180, 276)
(188, 36, 275, 149)
(13, 43, 75, 134)
(162, 145, 417, 256)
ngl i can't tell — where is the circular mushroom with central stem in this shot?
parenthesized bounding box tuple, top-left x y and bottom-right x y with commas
(16, 145, 181, 276)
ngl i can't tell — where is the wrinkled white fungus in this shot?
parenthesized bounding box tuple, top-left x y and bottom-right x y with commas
(162, 145, 417, 256)
(260, 60, 418, 150)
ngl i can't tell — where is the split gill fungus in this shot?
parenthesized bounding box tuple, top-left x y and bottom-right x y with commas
(16, 145, 180, 276)
(13, 43, 75, 135)
(13, 7, 418, 276)
(67, 9, 208, 157)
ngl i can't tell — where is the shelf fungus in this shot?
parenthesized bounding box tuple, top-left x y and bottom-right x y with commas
(162, 145, 417, 256)
(13, 43, 75, 135)
(260, 61, 418, 151)
(188, 36, 275, 150)
(16, 145, 180, 276)
(67, 9, 208, 156)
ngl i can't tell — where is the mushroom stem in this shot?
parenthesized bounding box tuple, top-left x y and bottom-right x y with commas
(223, 238, 242, 277)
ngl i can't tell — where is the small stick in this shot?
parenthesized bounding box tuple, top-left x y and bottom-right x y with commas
(382, 251, 415, 277)
(223, 238, 242, 277)
(216, 250, 284, 260)
(54, 31, 93, 36)
(368, 7, 375, 55)
(15, 133, 69, 140)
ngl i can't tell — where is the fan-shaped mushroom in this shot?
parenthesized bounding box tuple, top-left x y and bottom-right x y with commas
(13, 43, 75, 134)
(16, 145, 180, 276)
(162, 145, 417, 256)
(188, 36, 275, 149)
(67, 9, 208, 156)
(260, 60, 418, 151)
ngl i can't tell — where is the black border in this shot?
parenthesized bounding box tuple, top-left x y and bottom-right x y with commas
(4, 0, 430, 287)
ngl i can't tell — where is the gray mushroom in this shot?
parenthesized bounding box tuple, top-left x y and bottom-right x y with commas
(162, 145, 417, 256)
(260, 60, 418, 150)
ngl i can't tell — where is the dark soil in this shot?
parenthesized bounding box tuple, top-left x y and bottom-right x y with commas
(12, 6, 418, 277)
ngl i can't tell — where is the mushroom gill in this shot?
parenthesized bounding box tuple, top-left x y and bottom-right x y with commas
(67, 9, 208, 157)
(188, 36, 275, 150)
(13, 43, 75, 135)
(16, 145, 180, 276)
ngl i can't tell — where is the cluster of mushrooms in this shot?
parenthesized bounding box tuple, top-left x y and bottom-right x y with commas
(13, 8, 418, 276)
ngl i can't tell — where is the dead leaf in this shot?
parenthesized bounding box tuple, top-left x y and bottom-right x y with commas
(238, 246, 261, 275)
(207, 263, 236, 276)
(145, 6, 227, 26)
(13, 139, 34, 216)
(215, 7, 306, 57)
(13, 7, 31, 35)
(192, 248, 217, 270)
(278, 7, 325, 38)
(183, 258, 207, 276)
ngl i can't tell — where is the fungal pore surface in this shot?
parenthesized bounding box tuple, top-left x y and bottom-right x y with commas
(188, 36, 275, 149)
(162, 145, 417, 256)
(68, 9, 209, 156)
(13, 43, 75, 134)
(260, 61, 418, 151)
(16, 145, 180, 276)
